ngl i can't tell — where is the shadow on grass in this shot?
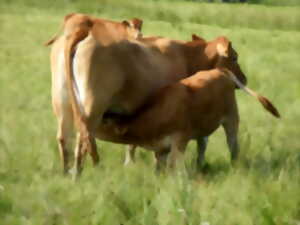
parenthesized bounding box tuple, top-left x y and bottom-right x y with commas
(185, 146, 300, 183)
(186, 159, 232, 181)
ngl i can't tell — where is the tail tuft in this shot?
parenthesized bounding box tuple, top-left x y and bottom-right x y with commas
(258, 95, 281, 118)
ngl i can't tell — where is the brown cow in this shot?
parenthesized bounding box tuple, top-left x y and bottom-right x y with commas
(64, 31, 249, 177)
(103, 67, 280, 170)
(47, 13, 143, 174)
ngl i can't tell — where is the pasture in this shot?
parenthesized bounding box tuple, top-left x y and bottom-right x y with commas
(1, 0, 300, 224)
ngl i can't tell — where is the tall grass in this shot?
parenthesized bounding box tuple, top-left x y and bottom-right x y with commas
(1, 0, 300, 31)
(0, 0, 300, 224)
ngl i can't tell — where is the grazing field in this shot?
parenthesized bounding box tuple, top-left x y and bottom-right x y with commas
(1, 0, 300, 224)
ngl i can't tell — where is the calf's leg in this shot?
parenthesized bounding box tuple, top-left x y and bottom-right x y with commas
(223, 117, 239, 162)
(196, 136, 209, 167)
(167, 135, 188, 172)
(124, 145, 137, 166)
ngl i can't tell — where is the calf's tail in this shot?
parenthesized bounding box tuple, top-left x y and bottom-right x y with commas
(226, 70, 280, 118)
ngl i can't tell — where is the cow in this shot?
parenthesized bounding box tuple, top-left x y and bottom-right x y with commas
(102, 67, 280, 171)
(63, 30, 251, 177)
(47, 13, 143, 173)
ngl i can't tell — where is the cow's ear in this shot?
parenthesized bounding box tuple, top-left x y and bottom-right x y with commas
(192, 34, 200, 41)
(122, 19, 143, 31)
(130, 18, 143, 31)
(192, 34, 206, 42)
(216, 36, 230, 57)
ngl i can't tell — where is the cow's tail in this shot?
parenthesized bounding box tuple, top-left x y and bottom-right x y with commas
(64, 27, 91, 141)
(225, 70, 280, 118)
(44, 13, 76, 46)
(44, 30, 61, 46)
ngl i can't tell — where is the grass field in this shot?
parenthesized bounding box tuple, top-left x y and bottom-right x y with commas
(1, 0, 300, 224)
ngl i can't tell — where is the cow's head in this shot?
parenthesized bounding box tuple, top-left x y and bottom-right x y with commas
(122, 18, 143, 39)
(213, 36, 247, 86)
(190, 35, 247, 86)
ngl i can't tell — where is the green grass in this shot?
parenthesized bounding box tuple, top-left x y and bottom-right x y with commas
(1, 0, 300, 224)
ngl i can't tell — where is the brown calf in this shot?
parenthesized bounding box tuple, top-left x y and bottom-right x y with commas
(109, 68, 280, 170)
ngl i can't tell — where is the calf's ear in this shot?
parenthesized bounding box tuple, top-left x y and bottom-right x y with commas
(216, 36, 230, 57)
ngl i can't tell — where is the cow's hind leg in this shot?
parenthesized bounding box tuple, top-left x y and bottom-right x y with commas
(80, 135, 99, 166)
(72, 131, 99, 180)
(72, 133, 84, 180)
(72, 104, 107, 178)
(56, 114, 74, 174)
(71, 42, 126, 176)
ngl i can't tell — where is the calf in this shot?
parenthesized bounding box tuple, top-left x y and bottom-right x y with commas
(108, 67, 280, 169)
